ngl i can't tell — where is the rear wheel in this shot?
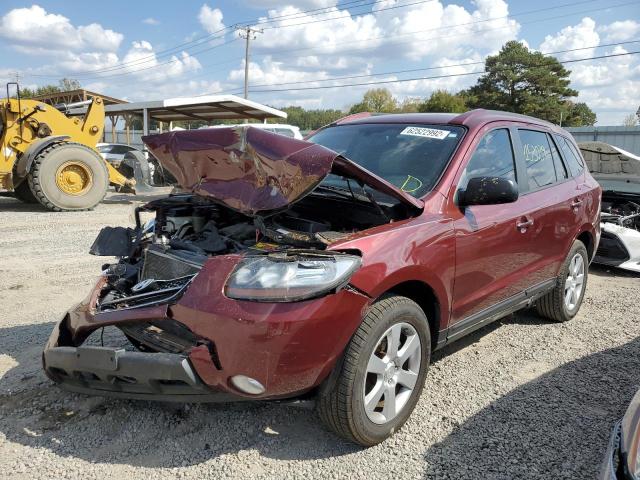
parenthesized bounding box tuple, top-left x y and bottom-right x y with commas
(536, 240, 588, 322)
(28, 142, 109, 211)
(317, 295, 431, 446)
(12, 179, 37, 203)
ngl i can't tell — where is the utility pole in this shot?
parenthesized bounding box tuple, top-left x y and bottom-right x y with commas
(236, 26, 263, 99)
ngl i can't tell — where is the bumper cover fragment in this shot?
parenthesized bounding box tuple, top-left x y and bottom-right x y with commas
(44, 345, 238, 402)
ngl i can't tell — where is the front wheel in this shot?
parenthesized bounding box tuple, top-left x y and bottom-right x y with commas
(536, 240, 589, 322)
(317, 295, 431, 446)
(28, 142, 109, 211)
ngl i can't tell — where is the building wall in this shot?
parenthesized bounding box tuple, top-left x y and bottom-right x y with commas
(566, 126, 640, 156)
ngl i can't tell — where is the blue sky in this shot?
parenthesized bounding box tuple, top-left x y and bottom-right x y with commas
(1, 0, 639, 124)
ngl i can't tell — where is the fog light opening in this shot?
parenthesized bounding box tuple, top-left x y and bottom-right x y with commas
(230, 375, 265, 395)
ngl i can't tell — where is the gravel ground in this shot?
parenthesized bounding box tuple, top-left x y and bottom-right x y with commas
(0, 192, 639, 480)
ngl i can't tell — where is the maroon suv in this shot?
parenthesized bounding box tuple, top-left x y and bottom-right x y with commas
(43, 110, 601, 446)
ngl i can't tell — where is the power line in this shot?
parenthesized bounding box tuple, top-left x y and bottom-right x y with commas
(37, 0, 609, 84)
(245, 0, 620, 66)
(246, 51, 640, 93)
(20, 0, 608, 81)
(259, 0, 438, 30)
(236, 39, 640, 89)
(24, 0, 416, 77)
(161, 0, 617, 89)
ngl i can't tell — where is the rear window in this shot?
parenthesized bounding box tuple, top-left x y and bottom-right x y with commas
(519, 129, 557, 190)
(308, 123, 464, 197)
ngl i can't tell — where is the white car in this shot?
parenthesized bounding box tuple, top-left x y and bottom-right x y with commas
(96, 143, 140, 166)
(204, 123, 303, 140)
(580, 141, 640, 273)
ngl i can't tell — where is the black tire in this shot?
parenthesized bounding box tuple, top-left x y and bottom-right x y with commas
(536, 240, 589, 322)
(27, 142, 109, 212)
(317, 295, 431, 446)
(12, 179, 38, 203)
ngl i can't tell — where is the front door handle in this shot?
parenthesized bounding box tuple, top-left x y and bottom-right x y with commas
(516, 218, 534, 232)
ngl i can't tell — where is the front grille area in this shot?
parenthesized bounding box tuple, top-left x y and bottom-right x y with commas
(141, 246, 204, 280)
(595, 231, 630, 264)
(120, 319, 199, 354)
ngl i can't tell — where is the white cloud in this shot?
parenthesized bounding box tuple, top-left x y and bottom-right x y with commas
(598, 20, 640, 43)
(540, 17, 600, 60)
(0, 5, 123, 52)
(540, 17, 640, 124)
(119, 40, 202, 82)
(244, 0, 337, 8)
(198, 4, 225, 33)
(142, 17, 160, 26)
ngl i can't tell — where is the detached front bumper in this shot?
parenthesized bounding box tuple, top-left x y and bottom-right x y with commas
(44, 345, 237, 402)
(43, 257, 372, 402)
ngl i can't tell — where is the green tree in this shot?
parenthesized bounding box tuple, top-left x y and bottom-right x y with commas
(622, 113, 638, 127)
(349, 88, 398, 114)
(18, 78, 82, 98)
(419, 90, 467, 113)
(59, 78, 81, 91)
(397, 97, 422, 113)
(463, 41, 581, 123)
(562, 102, 597, 127)
(277, 106, 344, 130)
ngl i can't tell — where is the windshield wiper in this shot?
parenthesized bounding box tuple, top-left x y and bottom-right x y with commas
(315, 184, 366, 201)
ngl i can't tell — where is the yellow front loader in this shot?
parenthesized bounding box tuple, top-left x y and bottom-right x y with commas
(0, 83, 135, 211)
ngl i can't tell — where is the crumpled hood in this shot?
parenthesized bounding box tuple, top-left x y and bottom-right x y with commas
(143, 126, 423, 215)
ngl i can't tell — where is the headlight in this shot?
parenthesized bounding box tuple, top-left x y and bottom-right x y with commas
(225, 253, 361, 302)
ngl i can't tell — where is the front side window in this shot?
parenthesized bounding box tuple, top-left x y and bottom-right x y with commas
(519, 129, 557, 190)
(308, 123, 464, 197)
(459, 128, 516, 190)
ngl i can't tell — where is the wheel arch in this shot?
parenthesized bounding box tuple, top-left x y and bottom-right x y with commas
(14, 136, 70, 178)
(378, 280, 442, 351)
(576, 229, 595, 262)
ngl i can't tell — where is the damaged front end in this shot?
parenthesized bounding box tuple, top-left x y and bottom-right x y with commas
(43, 126, 420, 401)
(581, 142, 640, 273)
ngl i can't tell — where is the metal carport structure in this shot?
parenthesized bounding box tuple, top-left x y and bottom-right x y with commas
(70, 94, 287, 141)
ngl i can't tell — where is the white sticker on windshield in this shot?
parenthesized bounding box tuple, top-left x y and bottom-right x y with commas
(400, 126, 450, 140)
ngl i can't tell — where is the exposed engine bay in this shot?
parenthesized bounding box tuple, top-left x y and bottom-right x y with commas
(601, 194, 640, 231)
(91, 190, 410, 312)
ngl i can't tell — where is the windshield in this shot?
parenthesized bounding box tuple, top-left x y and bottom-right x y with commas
(308, 123, 464, 197)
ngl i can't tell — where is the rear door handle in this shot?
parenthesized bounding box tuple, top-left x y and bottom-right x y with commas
(571, 199, 583, 210)
(516, 219, 534, 232)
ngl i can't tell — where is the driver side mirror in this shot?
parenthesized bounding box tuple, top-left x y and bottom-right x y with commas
(458, 176, 518, 207)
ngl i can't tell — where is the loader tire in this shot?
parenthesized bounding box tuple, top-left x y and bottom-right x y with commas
(12, 179, 38, 203)
(28, 142, 109, 212)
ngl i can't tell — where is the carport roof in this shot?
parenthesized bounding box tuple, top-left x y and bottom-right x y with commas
(99, 94, 287, 122)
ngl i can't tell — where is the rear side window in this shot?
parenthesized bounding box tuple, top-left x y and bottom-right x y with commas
(558, 136, 585, 177)
(548, 134, 568, 180)
(519, 129, 557, 190)
(460, 128, 516, 189)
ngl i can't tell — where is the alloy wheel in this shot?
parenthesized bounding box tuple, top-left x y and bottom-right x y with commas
(564, 252, 585, 312)
(363, 322, 422, 424)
